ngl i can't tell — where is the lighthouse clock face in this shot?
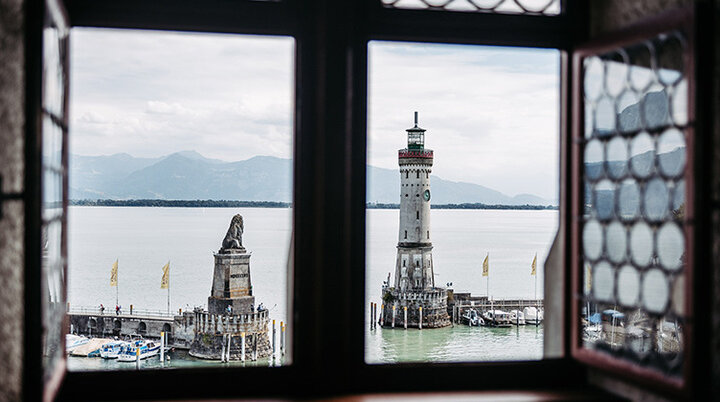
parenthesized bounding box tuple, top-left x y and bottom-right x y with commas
(423, 189, 431, 201)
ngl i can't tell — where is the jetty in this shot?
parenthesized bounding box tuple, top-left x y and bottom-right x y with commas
(448, 291, 543, 324)
(67, 306, 195, 349)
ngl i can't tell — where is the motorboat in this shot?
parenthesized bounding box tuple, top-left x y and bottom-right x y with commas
(462, 309, 484, 326)
(509, 310, 525, 325)
(482, 310, 512, 328)
(65, 334, 89, 353)
(99, 340, 129, 359)
(523, 306, 544, 325)
(117, 340, 160, 362)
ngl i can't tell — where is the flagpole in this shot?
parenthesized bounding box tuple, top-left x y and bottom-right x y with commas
(486, 253, 490, 301)
(116, 259, 119, 307)
(167, 261, 170, 315)
(534, 252, 538, 306)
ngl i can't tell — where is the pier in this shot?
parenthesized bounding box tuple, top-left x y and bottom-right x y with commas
(67, 306, 195, 349)
(448, 291, 544, 324)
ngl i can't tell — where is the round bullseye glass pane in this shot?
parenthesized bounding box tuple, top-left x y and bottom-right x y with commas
(629, 43, 654, 92)
(656, 34, 684, 86)
(605, 55, 628, 97)
(630, 222, 653, 267)
(657, 222, 684, 271)
(595, 96, 616, 136)
(672, 274, 686, 316)
(584, 139, 604, 180)
(672, 180, 685, 213)
(594, 180, 615, 221)
(657, 128, 686, 178)
(618, 179, 640, 221)
(605, 221, 627, 264)
(583, 219, 603, 261)
(671, 78, 688, 126)
(593, 261, 614, 302)
(617, 90, 641, 133)
(644, 178, 670, 222)
(584, 57, 604, 102)
(630, 132, 655, 178)
(606, 137, 628, 179)
(642, 268, 669, 314)
(618, 264, 640, 307)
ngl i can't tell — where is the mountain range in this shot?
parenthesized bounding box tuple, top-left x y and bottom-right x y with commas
(69, 150, 552, 205)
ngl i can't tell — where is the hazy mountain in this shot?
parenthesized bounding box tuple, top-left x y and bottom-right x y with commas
(70, 151, 552, 205)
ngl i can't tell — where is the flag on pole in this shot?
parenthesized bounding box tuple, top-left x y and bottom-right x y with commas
(110, 259, 118, 287)
(160, 262, 170, 289)
(531, 254, 537, 276)
(482, 254, 489, 277)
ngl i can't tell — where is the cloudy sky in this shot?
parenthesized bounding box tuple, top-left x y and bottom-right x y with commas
(70, 28, 559, 201)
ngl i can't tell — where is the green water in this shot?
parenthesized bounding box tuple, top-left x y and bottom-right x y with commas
(366, 323, 543, 363)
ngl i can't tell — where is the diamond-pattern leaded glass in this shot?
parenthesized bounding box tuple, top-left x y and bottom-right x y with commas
(381, 0, 561, 15)
(580, 30, 689, 377)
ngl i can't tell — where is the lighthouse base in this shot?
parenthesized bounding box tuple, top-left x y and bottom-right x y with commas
(380, 288, 451, 329)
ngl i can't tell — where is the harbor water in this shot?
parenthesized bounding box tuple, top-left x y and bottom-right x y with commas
(67, 206, 557, 369)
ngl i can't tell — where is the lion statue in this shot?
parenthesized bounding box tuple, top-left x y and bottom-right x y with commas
(221, 214, 244, 251)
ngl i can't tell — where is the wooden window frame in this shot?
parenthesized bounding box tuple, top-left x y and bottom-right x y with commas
(20, 0, 712, 400)
(569, 6, 712, 400)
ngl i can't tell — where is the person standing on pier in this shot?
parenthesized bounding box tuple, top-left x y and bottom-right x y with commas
(115, 305, 119, 315)
(100, 304, 104, 315)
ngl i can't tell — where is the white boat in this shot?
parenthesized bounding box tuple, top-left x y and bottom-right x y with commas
(482, 310, 512, 328)
(65, 334, 89, 353)
(509, 310, 526, 325)
(117, 340, 161, 362)
(100, 340, 129, 359)
(523, 306, 543, 325)
(462, 309, 483, 326)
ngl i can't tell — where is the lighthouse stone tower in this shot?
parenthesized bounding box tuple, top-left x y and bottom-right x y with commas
(381, 112, 450, 329)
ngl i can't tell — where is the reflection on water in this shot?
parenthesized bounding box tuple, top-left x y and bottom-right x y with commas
(366, 324, 543, 363)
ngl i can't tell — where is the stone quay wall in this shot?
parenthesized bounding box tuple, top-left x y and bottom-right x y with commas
(380, 288, 451, 328)
(189, 310, 271, 360)
(67, 311, 195, 348)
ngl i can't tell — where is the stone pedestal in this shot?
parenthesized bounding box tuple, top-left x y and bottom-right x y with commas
(381, 287, 451, 328)
(208, 250, 255, 315)
(189, 310, 272, 360)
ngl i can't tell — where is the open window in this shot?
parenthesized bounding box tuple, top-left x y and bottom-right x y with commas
(571, 7, 697, 396)
(19, 0, 711, 400)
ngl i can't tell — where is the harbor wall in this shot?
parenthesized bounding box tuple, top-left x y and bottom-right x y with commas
(67, 312, 195, 349)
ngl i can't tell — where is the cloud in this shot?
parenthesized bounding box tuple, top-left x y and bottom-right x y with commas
(69, 29, 558, 200)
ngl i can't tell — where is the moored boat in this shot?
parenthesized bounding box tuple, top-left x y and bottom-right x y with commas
(117, 340, 160, 362)
(65, 334, 89, 353)
(509, 310, 525, 325)
(100, 340, 129, 359)
(482, 310, 512, 328)
(523, 306, 543, 325)
(462, 309, 483, 326)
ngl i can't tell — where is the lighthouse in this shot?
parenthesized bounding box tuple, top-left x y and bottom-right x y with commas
(381, 112, 450, 329)
(396, 112, 435, 291)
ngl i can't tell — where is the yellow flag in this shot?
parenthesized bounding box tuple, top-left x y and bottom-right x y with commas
(531, 254, 537, 276)
(110, 259, 118, 287)
(160, 262, 170, 289)
(482, 254, 489, 277)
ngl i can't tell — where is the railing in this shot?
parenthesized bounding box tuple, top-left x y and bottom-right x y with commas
(67, 306, 176, 319)
(398, 149, 433, 158)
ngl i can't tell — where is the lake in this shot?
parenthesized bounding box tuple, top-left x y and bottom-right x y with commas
(67, 206, 558, 368)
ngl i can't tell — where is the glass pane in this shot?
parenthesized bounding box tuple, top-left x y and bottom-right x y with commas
(580, 29, 688, 378)
(367, 41, 558, 363)
(40, 6, 69, 388)
(67, 28, 294, 370)
(381, 0, 561, 15)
